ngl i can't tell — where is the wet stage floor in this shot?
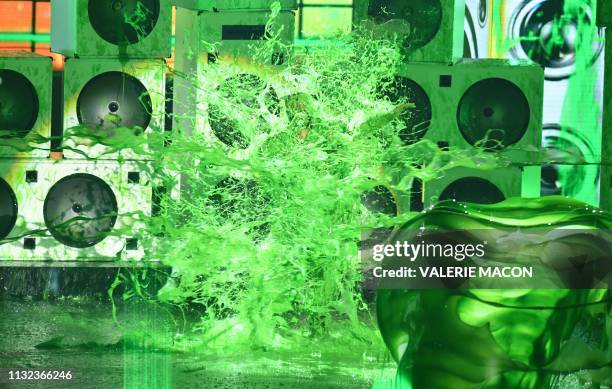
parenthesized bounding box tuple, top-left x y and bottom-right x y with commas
(0, 300, 395, 388)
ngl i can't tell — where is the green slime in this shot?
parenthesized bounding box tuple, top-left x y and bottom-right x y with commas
(141, 20, 511, 353)
(1, 3, 610, 388)
(378, 197, 612, 388)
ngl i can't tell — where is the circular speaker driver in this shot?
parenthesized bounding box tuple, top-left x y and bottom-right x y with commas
(509, 0, 603, 80)
(208, 105, 249, 149)
(361, 185, 398, 216)
(439, 177, 505, 204)
(367, 0, 442, 53)
(457, 78, 530, 150)
(209, 74, 280, 149)
(77, 71, 152, 133)
(380, 77, 432, 145)
(0, 177, 17, 240)
(44, 174, 118, 248)
(0, 69, 39, 138)
(541, 124, 598, 196)
(89, 0, 160, 45)
(541, 164, 562, 196)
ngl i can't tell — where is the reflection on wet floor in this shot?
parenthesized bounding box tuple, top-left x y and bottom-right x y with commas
(0, 300, 395, 388)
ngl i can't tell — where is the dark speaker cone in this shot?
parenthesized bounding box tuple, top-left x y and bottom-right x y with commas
(457, 77, 530, 150)
(510, 0, 603, 80)
(541, 164, 561, 195)
(76, 71, 152, 134)
(361, 185, 398, 216)
(89, 0, 160, 45)
(209, 74, 280, 149)
(44, 174, 118, 248)
(439, 177, 505, 204)
(379, 76, 431, 145)
(541, 124, 597, 196)
(0, 177, 17, 240)
(0, 69, 39, 138)
(367, 0, 442, 53)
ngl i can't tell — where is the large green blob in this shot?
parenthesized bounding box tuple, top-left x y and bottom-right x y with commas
(377, 197, 612, 388)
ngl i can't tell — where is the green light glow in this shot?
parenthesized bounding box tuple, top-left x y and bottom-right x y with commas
(0, 33, 177, 47)
(0, 33, 50, 43)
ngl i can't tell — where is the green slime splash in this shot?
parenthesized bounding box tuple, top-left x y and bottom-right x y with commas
(141, 17, 512, 354)
(2, 2, 609, 387)
(146, 30, 413, 351)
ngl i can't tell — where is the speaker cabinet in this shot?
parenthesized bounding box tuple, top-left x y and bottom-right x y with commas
(503, 0, 604, 81)
(0, 160, 153, 263)
(383, 59, 543, 163)
(62, 58, 166, 160)
(174, 0, 298, 11)
(422, 166, 539, 207)
(177, 9, 295, 59)
(0, 52, 52, 159)
(178, 62, 290, 160)
(50, 0, 172, 58)
(353, 0, 465, 64)
(173, 8, 295, 144)
(464, 0, 490, 58)
(502, 0, 604, 206)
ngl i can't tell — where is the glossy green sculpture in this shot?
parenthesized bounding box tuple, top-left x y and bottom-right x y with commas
(377, 197, 612, 388)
